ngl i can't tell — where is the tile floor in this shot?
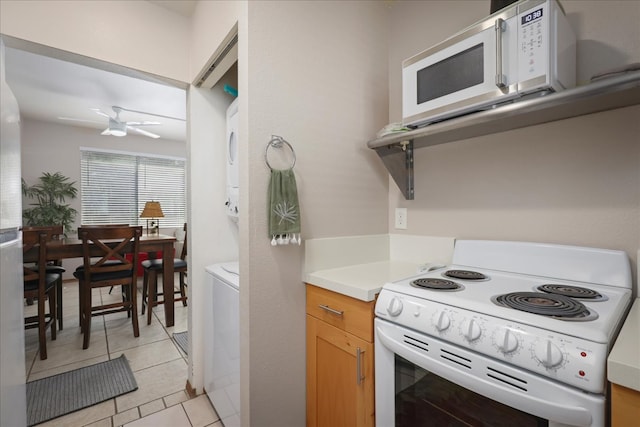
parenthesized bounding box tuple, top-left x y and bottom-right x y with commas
(24, 280, 221, 427)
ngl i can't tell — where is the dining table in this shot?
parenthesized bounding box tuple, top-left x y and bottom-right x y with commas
(23, 233, 178, 327)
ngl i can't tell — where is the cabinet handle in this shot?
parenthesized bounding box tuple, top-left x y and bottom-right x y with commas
(356, 347, 365, 385)
(318, 304, 344, 316)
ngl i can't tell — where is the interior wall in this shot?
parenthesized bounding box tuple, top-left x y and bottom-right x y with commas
(20, 118, 186, 274)
(0, 0, 190, 83)
(242, 1, 389, 426)
(185, 69, 239, 393)
(387, 0, 640, 292)
(185, 0, 243, 402)
(189, 0, 242, 82)
(21, 118, 187, 214)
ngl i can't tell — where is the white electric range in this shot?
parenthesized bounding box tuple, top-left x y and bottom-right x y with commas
(375, 240, 632, 427)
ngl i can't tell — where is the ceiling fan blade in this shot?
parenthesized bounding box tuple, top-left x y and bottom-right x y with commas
(57, 116, 103, 124)
(125, 121, 161, 126)
(114, 105, 186, 121)
(128, 126, 160, 139)
(91, 108, 112, 119)
(101, 128, 112, 136)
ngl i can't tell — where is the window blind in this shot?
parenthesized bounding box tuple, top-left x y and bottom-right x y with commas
(80, 149, 186, 227)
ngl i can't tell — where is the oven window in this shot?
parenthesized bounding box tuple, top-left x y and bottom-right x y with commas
(395, 355, 548, 427)
(417, 43, 484, 104)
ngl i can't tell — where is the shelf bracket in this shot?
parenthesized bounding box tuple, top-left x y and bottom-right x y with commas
(374, 140, 414, 200)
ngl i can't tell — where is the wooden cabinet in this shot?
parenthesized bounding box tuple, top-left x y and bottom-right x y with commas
(306, 284, 376, 427)
(611, 383, 640, 426)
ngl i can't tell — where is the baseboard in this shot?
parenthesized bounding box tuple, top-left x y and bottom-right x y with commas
(185, 379, 197, 398)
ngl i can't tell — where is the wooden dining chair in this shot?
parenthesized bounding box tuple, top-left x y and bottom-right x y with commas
(78, 224, 132, 298)
(78, 224, 131, 295)
(73, 225, 142, 349)
(141, 223, 188, 325)
(22, 225, 66, 330)
(22, 228, 59, 360)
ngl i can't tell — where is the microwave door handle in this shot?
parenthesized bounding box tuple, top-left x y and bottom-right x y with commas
(495, 18, 507, 88)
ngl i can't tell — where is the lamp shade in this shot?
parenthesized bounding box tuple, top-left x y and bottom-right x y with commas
(140, 201, 164, 218)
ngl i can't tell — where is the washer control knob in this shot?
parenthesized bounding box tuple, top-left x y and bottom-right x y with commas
(495, 328, 519, 354)
(461, 319, 482, 342)
(534, 340, 564, 368)
(435, 311, 451, 332)
(386, 297, 403, 317)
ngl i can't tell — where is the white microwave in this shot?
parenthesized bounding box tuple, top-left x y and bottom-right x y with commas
(402, 0, 576, 128)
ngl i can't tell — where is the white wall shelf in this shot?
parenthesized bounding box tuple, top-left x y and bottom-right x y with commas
(369, 72, 640, 200)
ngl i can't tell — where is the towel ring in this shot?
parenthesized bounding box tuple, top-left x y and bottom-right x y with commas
(265, 135, 296, 171)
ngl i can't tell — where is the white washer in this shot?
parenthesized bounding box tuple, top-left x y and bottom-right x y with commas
(204, 262, 240, 427)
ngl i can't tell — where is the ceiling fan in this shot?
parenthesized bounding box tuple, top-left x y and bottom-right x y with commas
(92, 106, 161, 139)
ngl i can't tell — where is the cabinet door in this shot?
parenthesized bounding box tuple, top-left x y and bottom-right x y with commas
(611, 383, 640, 426)
(307, 315, 374, 427)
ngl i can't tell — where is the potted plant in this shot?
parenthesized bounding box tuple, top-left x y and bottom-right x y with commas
(22, 172, 78, 235)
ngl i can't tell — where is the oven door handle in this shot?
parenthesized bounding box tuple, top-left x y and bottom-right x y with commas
(376, 324, 594, 427)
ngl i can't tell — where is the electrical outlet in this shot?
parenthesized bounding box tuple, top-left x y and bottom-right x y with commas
(395, 208, 407, 229)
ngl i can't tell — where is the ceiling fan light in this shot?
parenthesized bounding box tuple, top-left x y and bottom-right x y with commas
(108, 119, 127, 137)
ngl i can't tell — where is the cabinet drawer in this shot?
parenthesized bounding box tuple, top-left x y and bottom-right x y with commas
(306, 284, 375, 342)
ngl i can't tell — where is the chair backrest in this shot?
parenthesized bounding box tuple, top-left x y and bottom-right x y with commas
(180, 223, 188, 260)
(22, 227, 54, 283)
(77, 225, 142, 283)
(22, 225, 64, 262)
(80, 224, 130, 228)
(22, 225, 64, 240)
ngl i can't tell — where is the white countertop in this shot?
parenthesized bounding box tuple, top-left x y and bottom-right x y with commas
(303, 234, 454, 301)
(608, 298, 640, 391)
(303, 260, 421, 301)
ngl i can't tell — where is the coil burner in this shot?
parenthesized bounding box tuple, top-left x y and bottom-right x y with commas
(492, 292, 598, 321)
(537, 284, 607, 301)
(443, 270, 489, 281)
(411, 278, 463, 291)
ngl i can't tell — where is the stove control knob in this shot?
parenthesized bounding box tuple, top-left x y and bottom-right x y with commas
(534, 340, 564, 368)
(435, 311, 451, 332)
(386, 297, 403, 317)
(495, 328, 519, 354)
(461, 319, 482, 342)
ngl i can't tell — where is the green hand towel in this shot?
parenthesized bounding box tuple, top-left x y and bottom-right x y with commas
(268, 169, 300, 238)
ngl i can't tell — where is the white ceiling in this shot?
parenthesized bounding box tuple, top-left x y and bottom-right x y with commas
(148, 0, 197, 17)
(4, 47, 187, 142)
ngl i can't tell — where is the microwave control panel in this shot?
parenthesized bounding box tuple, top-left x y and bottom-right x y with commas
(518, 4, 548, 80)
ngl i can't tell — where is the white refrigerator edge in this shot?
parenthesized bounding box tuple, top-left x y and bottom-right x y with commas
(0, 37, 27, 427)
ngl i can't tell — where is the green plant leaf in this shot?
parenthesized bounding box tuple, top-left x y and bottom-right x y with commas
(22, 171, 78, 235)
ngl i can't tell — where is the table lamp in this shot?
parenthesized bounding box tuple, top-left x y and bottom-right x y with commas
(140, 201, 164, 235)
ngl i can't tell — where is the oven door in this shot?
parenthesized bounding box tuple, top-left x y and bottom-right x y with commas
(402, 12, 519, 127)
(375, 319, 604, 427)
